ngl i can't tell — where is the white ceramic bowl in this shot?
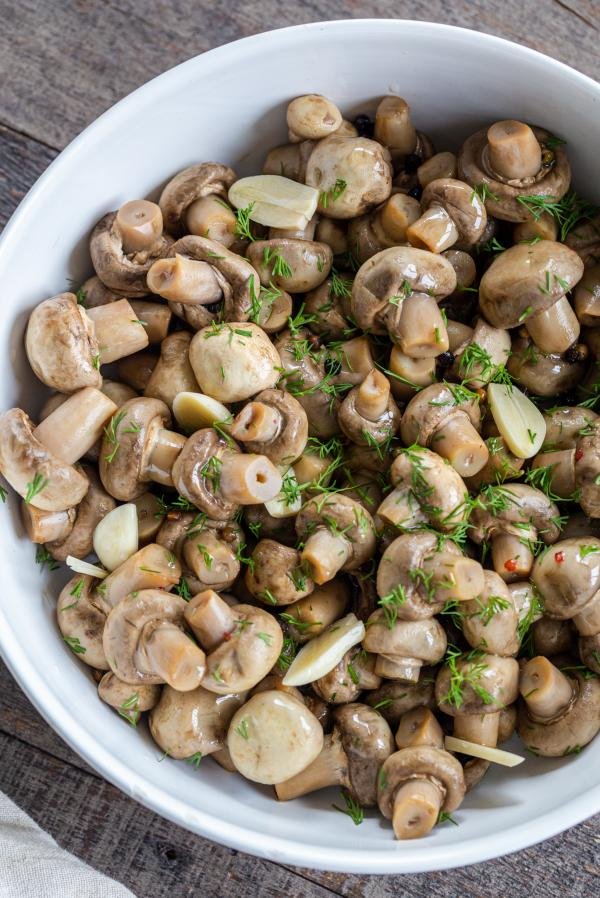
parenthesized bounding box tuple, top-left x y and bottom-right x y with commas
(1, 19, 599, 874)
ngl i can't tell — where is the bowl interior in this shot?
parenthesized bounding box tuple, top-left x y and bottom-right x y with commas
(1, 19, 599, 874)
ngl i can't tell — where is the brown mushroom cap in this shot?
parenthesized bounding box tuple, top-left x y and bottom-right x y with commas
(245, 539, 314, 606)
(98, 672, 160, 722)
(90, 212, 172, 295)
(46, 465, 116, 561)
(532, 615, 575, 657)
(566, 214, 600, 267)
(452, 318, 512, 388)
(574, 425, 600, 517)
(413, 178, 488, 247)
(305, 135, 393, 219)
(377, 746, 466, 818)
(57, 574, 108, 670)
(518, 668, 600, 755)
(263, 140, 315, 182)
(461, 570, 520, 656)
(144, 331, 200, 410)
(296, 493, 377, 578)
(435, 653, 520, 716)
(364, 673, 436, 727)
(171, 429, 240, 521)
(158, 163, 237, 236)
(479, 241, 583, 329)
(247, 238, 332, 293)
(25, 293, 101, 393)
(94, 543, 181, 614)
(531, 537, 600, 618)
(400, 382, 481, 445)
(149, 684, 245, 758)
(312, 646, 380, 704)
(507, 337, 585, 397)
(229, 388, 308, 465)
(364, 614, 447, 668)
(579, 632, 600, 673)
(338, 372, 401, 446)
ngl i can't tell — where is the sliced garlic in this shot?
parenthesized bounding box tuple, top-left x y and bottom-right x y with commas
(66, 556, 108, 579)
(264, 467, 303, 518)
(444, 735, 525, 767)
(487, 382, 546, 459)
(228, 175, 319, 229)
(93, 504, 139, 571)
(282, 613, 365, 686)
(173, 392, 231, 432)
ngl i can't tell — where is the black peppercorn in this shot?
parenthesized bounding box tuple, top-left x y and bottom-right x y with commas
(437, 351, 455, 369)
(408, 185, 423, 200)
(564, 343, 588, 364)
(404, 153, 422, 173)
(353, 113, 375, 138)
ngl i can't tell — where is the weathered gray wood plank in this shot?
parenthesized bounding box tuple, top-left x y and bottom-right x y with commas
(0, 125, 57, 228)
(0, 0, 597, 151)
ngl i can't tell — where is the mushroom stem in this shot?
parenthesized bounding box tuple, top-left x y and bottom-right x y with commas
(375, 194, 421, 244)
(185, 195, 236, 246)
(86, 299, 150, 364)
(519, 656, 574, 719)
(275, 732, 348, 800)
(388, 348, 436, 400)
(399, 294, 449, 357)
(486, 120, 542, 180)
(301, 528, 352, 585)
(144, 427, 187, 487)
(146, 254, 223, 305)
(532, 450, 575, 499)
(574, 596, 600, 637)
(391, 778, 444, 840)
(33, 387, 117, 465)
(454, 712, 499, 747)
(21, 503, 74, 544)
(376, 487, 428, 529)
(374, 654, 422, 682)
(136, 620, 206, 691)
(406, 206, 459, 254)
(525, 297, 580, 354)
(446, 320, 474, 352)
(492, 532, 534, 581)
(395, 708, 444, 749)
(374, 96, 417, 157)
(184, 590, 236, 650)
(338, 336, 376, 385)
(116, 200, 163, 254)
(229, 402, 282, 444)
(432, 415, 489, 477)
(355, 369, 390, 421)
(219, 453, 282, 504)
(422, 552, 485, 601)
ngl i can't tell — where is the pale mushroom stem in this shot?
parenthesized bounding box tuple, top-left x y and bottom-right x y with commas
(374, 653, 422, 682)
(144, 427, 187, 486)
(513, 212, 558, 244)
(376, 487, 428, 529)
(21, 503, 73, 544)
(33, 387, 117, 465)
(293, 452, 332, 489)
(454, 712, 499, 747)
(375, 194, 421, 243)
(519, 656, 574, 719)
(432, 415, 489, 477)
(532, 450, 575, 499)
(422, 552, 484, 601)
(406, 205, 459, 254)
(396, 708, 444, 749)
(87, 299, 150, 364)
(184, 589, 237, 650)
(574, 598, 600, 637)
(525, 297, 580, 355)
(491, 532, 534, 581)
(486, 120, 542, 180)
(219, 452, 282, 504)
(136, 620, 206, 691)
(275, 732, 348, 801)
(186, 195, 236, 246)
(301, 528, 352, 585)
(388, 347, 436, 400)
(399, 294, 449, 357)
(116, 199, 163, 254)
(338, 336, 375, 383)
(229, 402, 282, 444)
(375, 96, 417, 156)
(391, 779, 444, 840)
(446, 320, 475, 352)
(355, 369, 390, 421)
(146, 254, 223, 305)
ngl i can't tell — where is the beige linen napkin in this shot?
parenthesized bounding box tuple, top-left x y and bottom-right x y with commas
(0, 791, 137, 897)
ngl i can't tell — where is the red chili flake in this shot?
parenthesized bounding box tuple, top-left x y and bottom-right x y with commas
(575, 449, 584, 461)
(554, 551, 565, 564)
(166, 511, 181, 521)
(222, 630, 233, 641)
(504, 559, 518, 572)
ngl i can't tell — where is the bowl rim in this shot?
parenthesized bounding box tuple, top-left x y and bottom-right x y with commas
(1, 17, 599, 875)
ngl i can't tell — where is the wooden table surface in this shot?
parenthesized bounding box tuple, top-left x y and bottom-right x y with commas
(1, 1, 599, 895)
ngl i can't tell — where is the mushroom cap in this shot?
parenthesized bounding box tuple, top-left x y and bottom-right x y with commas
(400, 382, 481, 452)
(351, 246, 457, 334)
(312, 646, 380, 704)
(237, 389, 309, 465)
(575, 425, 600, 517)
(144, 331, 200, 409)
(461, 570, 520, 656)
(189, 322, 281, 403)
(97, 672, 160, 716)
(305, 135, 393, 219)
(201, 603, 284, 695)
(0, 408, 89, 511)
(532, 615, 576, 657)
(507, 338, 585, 397)
(338, 380, 401, 446)
(182, 520, 243, 593)
(452, 318, 512, 388)
(246, 238, 333, 293)
(295, 493, 377, 571)
(518, 669, 600, 756)
(57, 574, 108, 670)
(364, 614, 448, 664)
(102, 589, 196, 686)
(378, 747, 466, 818)
(149, 684, 245, 758)
(245, 539, 313, 605)
(364, 673, 436, 726)
(470, 483, 560, 545)
(544, 406, 598, 451)
(566, 214, 600, 267)
(159, 163, 237, 236)
(47, 465, 116, 561)
(457, 126, 571, 223)
(227, 690, 324, 784)
(171, 428, 239, 521)
(99, 397, 172, 501)
(333, 703, 394, 806)
(479, 241, 584, 329)
(421, 178, 487, 244)
(25, 293, 101, 392)
(90, 212, 172, 295)
(81, 275, 126, 308)
(579, 633, 600, 674)
(435, 653, 520, 716)
(167, 235, 258, 321)
(531, 537, 600, 619)
(386, 446, 469, 531)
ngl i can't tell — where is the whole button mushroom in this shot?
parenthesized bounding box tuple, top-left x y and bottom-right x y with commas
(580, 633, 600, 674)
(460, 570, 520, 657)
(228, 388, 309, 465)
(247, 238, 332, 293)
(93, 543, 182, 613)
(363, 612, 447, 682)
(102, 589, 207, 690)
(263, 140, 316, 183)
(351, 246, 456, 355)
(286, 94, 343, 141)
(99, 398, 187, 501)
(156, 512, 205, 596)
(45, 466, 116, 562)
(227, 690, 323, 784)
(574, 264, 600, 325)
(149, 685, 246, 759)
(532, 616, 576, 658)
(377, 746, 466, 840)
(470, 483, 561, 582)
(518, 656, 600, 755)
(90, 202, 173, 295)
(573, 425, 600, 517)
(282, 580, 349, 645)
(338, 369, 400, 447)
(57, 574, 109, 670)
(305, 135, 393, 219)
(275, 702, 394, 803)
(507, 336, 585, 397)
(295, 493, 376, 585)
(245, 539, 314, 607)
(180, 519, 243, 595)
(566, 214, 600, 268)
(451, 318, 512, 389)
(531, 537, 600, 633)
(171, 428, 282, 521)
(457, 121, 571, 222)
(188, 322, 281, 403)
(347, 194, 422, 264)
(406, 178, 487, 254)
(478, 241, 583, 355)
(400, 382, 489, 477)
(184, 589, 283, 694)
(98, 672, 161, 725)
(158, 162, 237, 238)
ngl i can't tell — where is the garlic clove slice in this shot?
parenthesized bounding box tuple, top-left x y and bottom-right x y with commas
(487, 383, 546, 458)
(282, 613, 365, 686)
(228, 175, 319, 227)
(264, 467, 302, 518)
(66, 556, 108, 579)
(92, 503, 139, 571)
(173, 392, 231, 433)
(445, 735, 525, 767)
